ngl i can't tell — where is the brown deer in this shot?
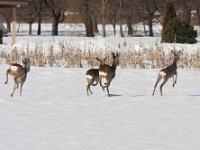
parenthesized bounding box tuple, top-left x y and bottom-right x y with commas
(152, 50, 182, 96)
(85, 57, 107, 96)
(99, 52, 120, 96)
(4, 58, 30, 97)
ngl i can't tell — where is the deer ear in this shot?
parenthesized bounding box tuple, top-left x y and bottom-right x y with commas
(22, 58, 26, 64)
(103, 57, 107, 62)
(171, 50, 176, 54)
(111, 52, 116, 58)
(178, 50, 183, 55)
(96, 57, 101, 62)
(116, 52, 120, 56)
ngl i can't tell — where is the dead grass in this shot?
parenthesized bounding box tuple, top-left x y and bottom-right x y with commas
(0, 41, 199, 69)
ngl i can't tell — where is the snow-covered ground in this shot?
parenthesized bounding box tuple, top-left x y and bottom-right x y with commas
(0, 23, 200, 150)
(0, 23, 200, 54)
(0, 64, 200, 150)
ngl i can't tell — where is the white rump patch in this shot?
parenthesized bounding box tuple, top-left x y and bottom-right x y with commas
(10, 66, 18, 72)
(86, 75, 93, 80)
(99, 71, 107, 77)
(159, 71, 166, 78)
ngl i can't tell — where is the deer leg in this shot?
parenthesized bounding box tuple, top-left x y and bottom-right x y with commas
(16, 83, 19, 89)
(87, 85, 93, 96)
(174, 74, 177, 87)
(160, 78, 168, 96)
(4, 69, 10, 84)
(172, 75, 175, 87)
(175, 74, 177, 84)
(19, 82, 24, 97)
(152, 74, 162, 95)
(105, 80, 111, 97)
(172, 74, 177, 87)
(87, 79, 93, 96)
(99, 76, 105, 91)
(86, 84, 89, 96)
(11, 82, 18, 97)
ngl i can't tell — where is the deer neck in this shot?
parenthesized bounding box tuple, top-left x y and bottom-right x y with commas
(172, 58, 178, 68)
(111, 62, 117, 70)
(23, 65, 30, 73)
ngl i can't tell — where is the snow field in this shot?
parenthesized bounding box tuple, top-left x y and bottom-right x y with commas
(0, 64, 200, 150)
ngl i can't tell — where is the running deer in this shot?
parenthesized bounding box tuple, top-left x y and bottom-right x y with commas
(152, 50, 182, 96)
(99, 52, 120, 97)
(4, 58, 30, 97)
(85, 57, 107, 96)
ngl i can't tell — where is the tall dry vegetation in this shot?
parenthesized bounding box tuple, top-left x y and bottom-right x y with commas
(0, 41, 200, 70)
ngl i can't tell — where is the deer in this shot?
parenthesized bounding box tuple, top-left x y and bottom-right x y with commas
(99, 52, 120, 97)
(4, 58, 30, 97)
(85, 57, 107, 96)
(152, 50, 182, 96)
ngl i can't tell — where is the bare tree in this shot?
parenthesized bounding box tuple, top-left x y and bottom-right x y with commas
(78, 0, 94, 37)
(108, 5, 118, 35)
(0, 8, 12, 32)
(172, 0, 195, 25)
(119, 0, 124, 37)
(98, 0, 111, 37)
(45, 0, 69, 35)
(144, 0, 158, 37)
(124, 0, 136, 36)
(136, 0, 163, 37)
(33, 0, 46, 35)
(94, 0, 117, 36)
(17, 4, 36, 35)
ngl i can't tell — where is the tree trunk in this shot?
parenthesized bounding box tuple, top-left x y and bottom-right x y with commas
(93, 17, 98, 34)
(119, 0, 124, 37)
(101, 0, 107, 37)
(37, 14, 42, 35)
(52, 16, 59, 36)
(102, 14, 106, 37)
(127, 16, 133, 36)
(120, 21, 124, 37)
(82, 0, 94, 37)
(148, 16, 153, 37)
(109, 17, 116, 36)
(6, 19, 11, 32)
(29, 23, 32, 35)
(112, 23, 116, 36)
(143, 21, 147, 36)
(84, 17, 94, 37)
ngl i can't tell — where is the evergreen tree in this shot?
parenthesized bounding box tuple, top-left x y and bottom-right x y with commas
(162, 2, 176, 30)
(161, 2, 197, 44)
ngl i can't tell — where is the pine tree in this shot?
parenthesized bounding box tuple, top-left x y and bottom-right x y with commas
(161, 2, 177, 43)
(162, 2, 176, 30)
(161, 2, 197, 44)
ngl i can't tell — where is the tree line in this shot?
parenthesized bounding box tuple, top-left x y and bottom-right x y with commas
(0, 0, 200, 37)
